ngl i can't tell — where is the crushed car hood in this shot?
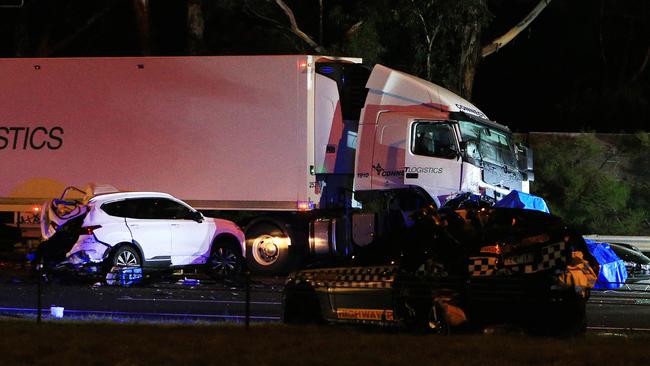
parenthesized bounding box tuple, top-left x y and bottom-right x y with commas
(400, 206, 599, 292)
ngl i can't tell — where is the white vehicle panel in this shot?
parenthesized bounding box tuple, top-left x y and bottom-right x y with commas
(170, 220, 215, 266)
(0, 56, 324, 208)
(364, 64, 488, 119)
(126, 218, 172, 262)
(66, 235, 110, 263)
(404, 121, 463, 204)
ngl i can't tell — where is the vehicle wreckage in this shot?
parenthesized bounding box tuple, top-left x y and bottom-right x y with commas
(29, 185, 246, 286)
(283, 204, 598, 335)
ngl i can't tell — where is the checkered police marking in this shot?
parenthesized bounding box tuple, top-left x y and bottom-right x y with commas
(294, 265, 397, 289)
(469, 242, 567, 276)
(468, 256, 498, 276)
(523, 241, 566, 273)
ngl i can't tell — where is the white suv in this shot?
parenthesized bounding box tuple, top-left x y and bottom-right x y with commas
(47, 190, 245, 278)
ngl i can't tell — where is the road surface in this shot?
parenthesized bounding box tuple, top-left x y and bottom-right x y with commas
(1, 265, 649, 331)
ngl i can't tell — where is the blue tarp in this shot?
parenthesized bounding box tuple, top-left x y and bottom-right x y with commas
(495, 190, 550, 213)
(584, 239, 628, 289)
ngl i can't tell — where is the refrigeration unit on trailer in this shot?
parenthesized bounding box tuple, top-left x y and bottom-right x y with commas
(0, 55, 533, 273)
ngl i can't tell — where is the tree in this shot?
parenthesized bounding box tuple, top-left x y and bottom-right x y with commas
(187, 0, 206, 55)
(624, 133, 650, 231)
(133, 0, 152, 55)
(481, 0, 551, 57)
(245, 0, 550, 99)
(531, 133, 648, 235)
(398, 0, 491, 97)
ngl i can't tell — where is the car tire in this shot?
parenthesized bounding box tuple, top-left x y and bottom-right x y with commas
(245, 223, 291, 274)
(425, 302, 450, 335)
(527, 292, 587, 337)
(112, 245, 142, 267)
(283, 284, 322, 324)
(402, 299, 450, 335)
(105, 245, 143, 287)
(207, 239, 243, 277)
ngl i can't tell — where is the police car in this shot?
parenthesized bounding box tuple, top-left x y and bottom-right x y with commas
(283, 206, 597, 335)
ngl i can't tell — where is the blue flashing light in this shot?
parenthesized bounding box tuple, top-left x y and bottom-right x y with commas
(319, 66, 334, 74)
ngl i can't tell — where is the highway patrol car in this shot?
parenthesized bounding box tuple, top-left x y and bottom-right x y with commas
(283, 206, 597, 335)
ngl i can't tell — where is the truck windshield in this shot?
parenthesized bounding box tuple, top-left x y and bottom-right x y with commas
(458, 120, 516, 169)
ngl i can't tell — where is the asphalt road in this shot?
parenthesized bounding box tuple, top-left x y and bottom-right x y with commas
(0, 274, 284, 323)
(1, 265, 650, 331)
(588, 287, 650, 331)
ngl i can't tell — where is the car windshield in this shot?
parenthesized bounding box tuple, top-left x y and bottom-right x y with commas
(458, 120, 517, 169)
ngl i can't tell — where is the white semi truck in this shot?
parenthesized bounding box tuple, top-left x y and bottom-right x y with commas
(0, 55, 533, 273)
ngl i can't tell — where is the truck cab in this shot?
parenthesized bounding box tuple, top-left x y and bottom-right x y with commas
(352, 65, 533, 208)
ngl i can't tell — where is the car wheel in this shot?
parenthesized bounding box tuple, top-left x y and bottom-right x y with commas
(245, 223, 291, 274)
(283, 284, 322, 324)
(207, 240, 243, 277)
(425, 302, 450, 335)
(113, 246, 141, 267)
(106, 245, 143, 287)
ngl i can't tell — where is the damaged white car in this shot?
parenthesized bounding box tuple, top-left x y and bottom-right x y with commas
(37, 187, 245, 282)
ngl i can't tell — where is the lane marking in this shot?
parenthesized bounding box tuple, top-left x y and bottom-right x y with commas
(0, 306, 280, 320)
(116, 297, 281, 305)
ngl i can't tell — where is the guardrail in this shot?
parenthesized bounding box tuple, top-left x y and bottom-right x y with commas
(583, 235, 650, 253)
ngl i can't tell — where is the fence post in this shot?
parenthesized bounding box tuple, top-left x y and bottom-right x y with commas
(36, 260, 42, 324)
(245, 270, 251, 329)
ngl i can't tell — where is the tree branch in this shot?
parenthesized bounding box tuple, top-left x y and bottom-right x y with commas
(481, 0, 552, 57)
(244, 1, 286, 30)
(345, 21, 364, 39)
(631, 46, 650, 82)
(46, 5, 113, 56)
(274, 0, 323, 52)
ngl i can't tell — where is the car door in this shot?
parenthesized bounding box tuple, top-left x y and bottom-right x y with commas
(123, 198, 172, 267)
(329, 265, 399, 324)
(155, 198, 214, 266)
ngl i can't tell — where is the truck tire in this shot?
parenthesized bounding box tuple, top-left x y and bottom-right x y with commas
(245, 223, 291, 274)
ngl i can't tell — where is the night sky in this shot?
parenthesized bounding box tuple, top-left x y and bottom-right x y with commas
(0, 0, 647, 133)
(474, 0, 649, 133)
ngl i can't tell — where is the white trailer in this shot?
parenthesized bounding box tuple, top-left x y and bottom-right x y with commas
(0, 55, 533, 273)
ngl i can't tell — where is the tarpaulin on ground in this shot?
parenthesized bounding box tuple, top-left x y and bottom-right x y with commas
(494, 190, 550, 213)
(584, 239, 627, 289)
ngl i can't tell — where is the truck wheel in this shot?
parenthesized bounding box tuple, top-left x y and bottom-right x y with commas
(207, 239, 243, 277)
(246, 223, 291, 274)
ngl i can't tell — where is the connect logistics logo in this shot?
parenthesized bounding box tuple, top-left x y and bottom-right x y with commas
(0, 126, 64, 150)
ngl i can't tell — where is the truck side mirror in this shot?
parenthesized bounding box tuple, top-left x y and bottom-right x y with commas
(516, 144, 534, 181)
(439, 145, 461, 160)
(459, 141, 468, 152)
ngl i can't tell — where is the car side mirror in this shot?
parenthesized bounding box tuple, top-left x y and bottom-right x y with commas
(186, 211, 203, 223)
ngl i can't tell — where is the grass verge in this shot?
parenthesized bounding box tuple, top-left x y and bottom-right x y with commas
(0, 319, 648, 366)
